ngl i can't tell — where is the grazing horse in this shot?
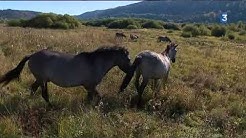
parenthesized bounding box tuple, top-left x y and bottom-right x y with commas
(0, 46, 131, 106)
(130, 34, 139, 41)
(158, 36, 172, 43)
(115, 32, 126, 40)
(120, 43, 178, 107)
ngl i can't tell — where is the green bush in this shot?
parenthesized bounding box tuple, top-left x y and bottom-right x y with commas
(237, 21, 245, 30)
(52, 22, 69, 29)
(227, 33, 235, 40)
(182, 25, 200, 37)
(84, 18, 116, 27)
(142, 21, 163, 29)
(108, 20, 126, 29)
(181, 23, 186, 28)
(127, 24, 139, 29)
(181, 32, 192, 38)
(167, 30, 173, 33)
(211, 25, 226, 37)
(0, 20, 5, 23)
(163, 23, 180, 30)
(239, 30, 246, 35)
(199, 25, 210, 36)
(108, 19, 141, 29)
(194, 23, 201, 27)
(7, 19, 22, 27)
(227, 23, 239, 32)
(7, 13, 81, 29)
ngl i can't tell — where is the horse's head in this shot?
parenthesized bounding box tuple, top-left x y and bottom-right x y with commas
(163, 43, 178, 63)
(115, 47, 131, 73)
(116, 32, 126, 38)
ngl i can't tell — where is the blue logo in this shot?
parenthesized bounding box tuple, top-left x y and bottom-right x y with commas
(220, 13, 227, 24)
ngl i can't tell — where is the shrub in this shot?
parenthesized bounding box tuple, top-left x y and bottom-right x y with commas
(7, 19, 22, 27)
(28, 16, 53, 28)
(52, 21, 69, 29)
(182, 25, 200, 37)
(163, 23, 180, 30)
(0, 20, 5, 23)
(237, 21, 245, 30)
(211, 25, 226, 37)
(239, 30, 246, 35)
(227, 23, 239, 32)
(227, 33, 235, 40)
(167, 30, 173, 33)
(181, 32, 192, 38)
(108, 20, 126, 29)
(108, 19, 141, 29)
(199, 25, 210, 36)
(142, 21, 163, 29)
(7, 13, 81, 29)
(181, 23, 186, 28)
(127, 24, 139, 29)
(194, 23, 201, 27)
(84, 18, 116, 27)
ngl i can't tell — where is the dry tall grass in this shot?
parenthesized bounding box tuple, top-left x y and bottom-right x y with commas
(0, 24, 245, 137)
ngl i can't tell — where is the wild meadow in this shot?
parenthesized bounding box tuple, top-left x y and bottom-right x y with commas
(0, 22, 245, 137)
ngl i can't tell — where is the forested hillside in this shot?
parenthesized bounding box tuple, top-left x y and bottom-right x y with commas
(0, 9, 40, 20)
(77, 0, 246, 23)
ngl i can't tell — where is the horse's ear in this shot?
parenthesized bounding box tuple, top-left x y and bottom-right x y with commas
(167, 44, 171, 49)
(163, 44, 170, 54)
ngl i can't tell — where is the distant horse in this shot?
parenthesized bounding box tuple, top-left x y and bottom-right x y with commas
(158, 36, 172, 43)
(130, 34, 139, 41)
(120, 43, 178, 107)
(0, 46, 131, 106)
(115, 32, 126, 40)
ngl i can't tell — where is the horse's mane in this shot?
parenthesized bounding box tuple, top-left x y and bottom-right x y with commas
(93, 46, 128, 54)
(77, 46, 129, 57)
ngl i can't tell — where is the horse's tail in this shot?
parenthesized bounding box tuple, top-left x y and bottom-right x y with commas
(119, 56, 141, 92)
(0, 55, 31, 86)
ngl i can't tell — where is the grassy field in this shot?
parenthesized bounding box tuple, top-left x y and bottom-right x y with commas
(0, 24, 245, 137)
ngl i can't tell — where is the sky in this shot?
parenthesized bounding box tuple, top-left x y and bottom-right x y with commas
(0, 1, 140, 15)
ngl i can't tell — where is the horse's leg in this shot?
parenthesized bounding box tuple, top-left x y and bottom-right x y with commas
(151, 79, 156, 92)
(162, 75, 169, 97)
(41, 81, 51, 106)
(135, 69, 141, 92)
(93, 88, 101, 106)
(137, 78, 149, 108)
(87, 89, 94, 102)
(154, 79, 161, 98)
(163, 74, 168, 90)
(30, 80, 40, 96)
(86, 86, 101, 106)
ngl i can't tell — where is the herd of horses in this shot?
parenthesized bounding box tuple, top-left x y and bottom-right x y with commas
(0, 32, 178, 108)
(115, 32, 172, 43)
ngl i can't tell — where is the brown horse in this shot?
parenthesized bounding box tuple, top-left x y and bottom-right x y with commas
(0, 46, 131, 106)
(158, 36, 172, 43)
(115, 32, 126, 40)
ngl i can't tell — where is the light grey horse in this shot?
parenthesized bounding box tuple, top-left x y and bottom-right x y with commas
(158, 36, 172, 43)
(130, 34, 139, 41)
(120, 43, 178, 107)
(0, 46, 131, 106)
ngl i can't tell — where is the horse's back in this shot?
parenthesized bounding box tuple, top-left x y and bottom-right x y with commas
(28, 50, 87, 85)
(28, 50, 73, 69)
(137, 51, 170, 79)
